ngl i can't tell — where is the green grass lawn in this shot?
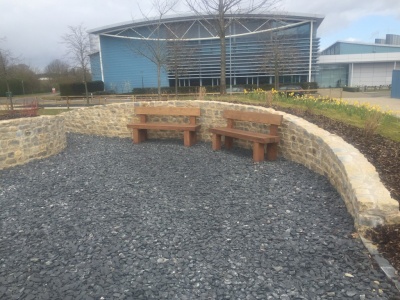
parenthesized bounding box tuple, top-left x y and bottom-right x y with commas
(38, 108, 71, 115)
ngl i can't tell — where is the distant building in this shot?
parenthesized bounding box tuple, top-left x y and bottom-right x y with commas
(88, 13, 323, 93)
(317, 34, 400, 88)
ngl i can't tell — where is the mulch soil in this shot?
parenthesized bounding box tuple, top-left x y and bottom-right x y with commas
(272, 105, 400, 273)
(0, 111, 39, 120)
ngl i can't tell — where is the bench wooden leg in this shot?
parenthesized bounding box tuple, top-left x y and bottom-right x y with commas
(225, 136, 233, 149)
(133, 129, 147, 144)
(212, 133, 222, 150)
(253, 142, 265, 162)
(132, 129, 140, 143)
(184, 131, 196, 147)
(266, 143, 278, 160)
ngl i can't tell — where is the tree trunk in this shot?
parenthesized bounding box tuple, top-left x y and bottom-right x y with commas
(157, 64, 161, 101)
(6, 81, 13, 110)
(83, 71, 89, 105)
(274, 60, 280, 90)
(220, 34, 227, 95)
(274, 70, 279, 90)
(175, 70, 178, 99)
(218, 0, 226, 95)
(84, 81, 89, 105)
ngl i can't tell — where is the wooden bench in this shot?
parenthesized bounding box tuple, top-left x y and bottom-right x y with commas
(209, 110, 283, 162)
(127, 106, 201, 147)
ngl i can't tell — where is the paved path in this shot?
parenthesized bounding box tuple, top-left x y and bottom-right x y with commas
(317, 89, 400, 117)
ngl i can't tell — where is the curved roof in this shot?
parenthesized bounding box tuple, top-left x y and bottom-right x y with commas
(88, 12, 324, 42)
(88, 12, 324, 35)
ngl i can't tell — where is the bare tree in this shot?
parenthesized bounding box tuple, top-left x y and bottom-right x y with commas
(131, 0, 179, 100)
(62, 24, 91, 103)
(11, 64, 40, 95)
(44, 59, 70, 90)
(166, 40, 197, 98)
(0, 44, 18, 109)
(165, 25, 198, 98)
(45, 59, 70, 77)
(261, 30, 300, 90)
(186, 0, 280, 94)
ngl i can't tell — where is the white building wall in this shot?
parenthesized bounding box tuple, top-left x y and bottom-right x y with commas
(352, 62, 395, 86)
(318, 52, 400, 87)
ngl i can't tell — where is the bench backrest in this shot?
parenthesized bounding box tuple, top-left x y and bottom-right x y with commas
(135, 106, 201, 124)
(135, 106, 200, 117)
(223, 110, 283, 135)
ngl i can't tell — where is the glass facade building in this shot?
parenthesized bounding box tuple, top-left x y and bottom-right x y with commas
(89, 13, 323, 93)
(318, 37, 400, 88)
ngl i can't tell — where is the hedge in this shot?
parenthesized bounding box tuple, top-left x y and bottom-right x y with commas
(0, 79, 24, 96)
(59, 81, 104, 96)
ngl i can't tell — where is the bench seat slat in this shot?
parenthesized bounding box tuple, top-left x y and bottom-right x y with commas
(210, 127, 279, 143)
(128, 123, 200, 131)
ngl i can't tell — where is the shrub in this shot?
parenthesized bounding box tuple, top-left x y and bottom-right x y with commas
(300, 82, 318, 90)
(364, 111, 383, 138)
(343, 87, 360, 92)
(0, 79, 24, 96)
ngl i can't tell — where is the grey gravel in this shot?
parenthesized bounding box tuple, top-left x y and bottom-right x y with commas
(0, 133, 399, 299)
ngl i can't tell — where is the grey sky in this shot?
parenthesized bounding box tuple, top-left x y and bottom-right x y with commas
(1, 0, 399, 72)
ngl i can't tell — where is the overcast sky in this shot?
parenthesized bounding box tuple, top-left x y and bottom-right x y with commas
(1, 0, 400, 72)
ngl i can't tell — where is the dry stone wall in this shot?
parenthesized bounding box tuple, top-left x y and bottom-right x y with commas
(2, 101, 399, 229)
(0, 115, 66, 170)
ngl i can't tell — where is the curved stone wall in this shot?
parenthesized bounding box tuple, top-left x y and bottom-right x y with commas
(63, 101, 400, 228)
(2, 101, 399, 229)
(0, 115, 66, 170)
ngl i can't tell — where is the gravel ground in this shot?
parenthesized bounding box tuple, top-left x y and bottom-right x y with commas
(0, 134, 399, 300)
